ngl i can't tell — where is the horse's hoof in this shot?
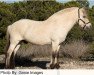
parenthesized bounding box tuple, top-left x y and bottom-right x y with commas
(10, 66, 15, 69)
(5, 66, 15, 69)
(5, 65, 10, 69)
(8, 65, 15, 69)
(46, 63, 55, 69)
(55, 63, 60, 69)
(50, 64, 55, 69)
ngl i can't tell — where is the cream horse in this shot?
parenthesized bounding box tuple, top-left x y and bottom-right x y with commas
(5, 7, 91, 69)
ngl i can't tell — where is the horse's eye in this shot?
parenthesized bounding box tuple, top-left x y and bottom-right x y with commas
(83, 16, 86, 18)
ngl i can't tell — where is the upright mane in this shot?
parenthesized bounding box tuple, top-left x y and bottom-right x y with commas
(48, 7, 79, 20)
(57, 7, 78, 14)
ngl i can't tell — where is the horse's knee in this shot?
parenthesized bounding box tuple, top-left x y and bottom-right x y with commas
(51, 50, 59, 64)
(52, 43, 60, 58)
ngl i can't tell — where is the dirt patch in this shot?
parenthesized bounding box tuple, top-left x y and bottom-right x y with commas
(15, 58, 94, 69)
(1, 54, 94, 69)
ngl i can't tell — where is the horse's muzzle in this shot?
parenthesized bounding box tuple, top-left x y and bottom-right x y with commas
(83, 23, 92, 30)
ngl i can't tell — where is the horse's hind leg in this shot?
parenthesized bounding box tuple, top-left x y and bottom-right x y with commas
(5, 40, 19, 69)
(10, 44, 21, 68)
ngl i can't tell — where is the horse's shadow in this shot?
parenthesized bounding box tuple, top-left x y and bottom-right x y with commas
(0, 63, 5, 69)
(15, 57, 50, 69)
(0, 57, 50, 69)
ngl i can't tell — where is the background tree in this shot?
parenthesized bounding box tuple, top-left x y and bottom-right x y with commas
(0, 0, 94, 54)
(76, 0, 89, 8)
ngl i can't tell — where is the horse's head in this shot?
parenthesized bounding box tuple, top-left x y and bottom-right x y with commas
(78, 7, 92, 29)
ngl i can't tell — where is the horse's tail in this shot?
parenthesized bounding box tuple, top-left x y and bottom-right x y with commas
(4, 26, 10, 53)
(4, 25, 11, 68)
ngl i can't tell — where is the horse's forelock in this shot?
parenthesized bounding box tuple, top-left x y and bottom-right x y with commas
(81, 7, 88, 17)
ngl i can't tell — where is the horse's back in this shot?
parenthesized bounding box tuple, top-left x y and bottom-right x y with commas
(8, 19, 38, 40)
(8, 19, 52, 44)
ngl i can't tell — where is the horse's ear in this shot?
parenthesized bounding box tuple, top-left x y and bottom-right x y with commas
(80, 7, 88, 16)
(81, 7, 88, 12)
(80, 7, 88, 10)
(80, 7, 85, 10)
(80, 7, 87, 12)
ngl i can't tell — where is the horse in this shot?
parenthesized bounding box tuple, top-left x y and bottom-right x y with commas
(5, 7, 91, 69)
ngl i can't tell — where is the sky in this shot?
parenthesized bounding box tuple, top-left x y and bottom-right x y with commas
(0, 0, 94, 7)
(56, 0, 94, 7)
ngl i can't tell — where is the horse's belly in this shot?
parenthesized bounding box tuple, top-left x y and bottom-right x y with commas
(24, 35, 51, 45)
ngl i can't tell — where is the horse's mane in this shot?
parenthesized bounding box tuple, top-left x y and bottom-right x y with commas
(48, 7, 79, 20)
(58, 7, 78, 14)
(56, 7, 78, 14)
(47, 7, 88, 21)
(55, 7, 87, 16)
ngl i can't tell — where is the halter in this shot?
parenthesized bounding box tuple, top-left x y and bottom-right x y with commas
(78, 8, 90, 29)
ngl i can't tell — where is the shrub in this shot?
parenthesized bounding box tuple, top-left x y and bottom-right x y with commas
(60, 40, 89, 59)
(16, 40, 89, 60)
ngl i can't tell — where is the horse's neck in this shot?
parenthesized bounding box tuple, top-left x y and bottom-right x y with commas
(50, 12, 78, 33)
(45, 9, 78, 34)
(62, 11, 78, 32)
(62, 15, 77, 33)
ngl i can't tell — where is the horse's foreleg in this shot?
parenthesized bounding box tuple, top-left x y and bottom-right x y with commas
(48, 41, 60, 69)
(54, 45, 60, 69)
(48, 50, 55, 69)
